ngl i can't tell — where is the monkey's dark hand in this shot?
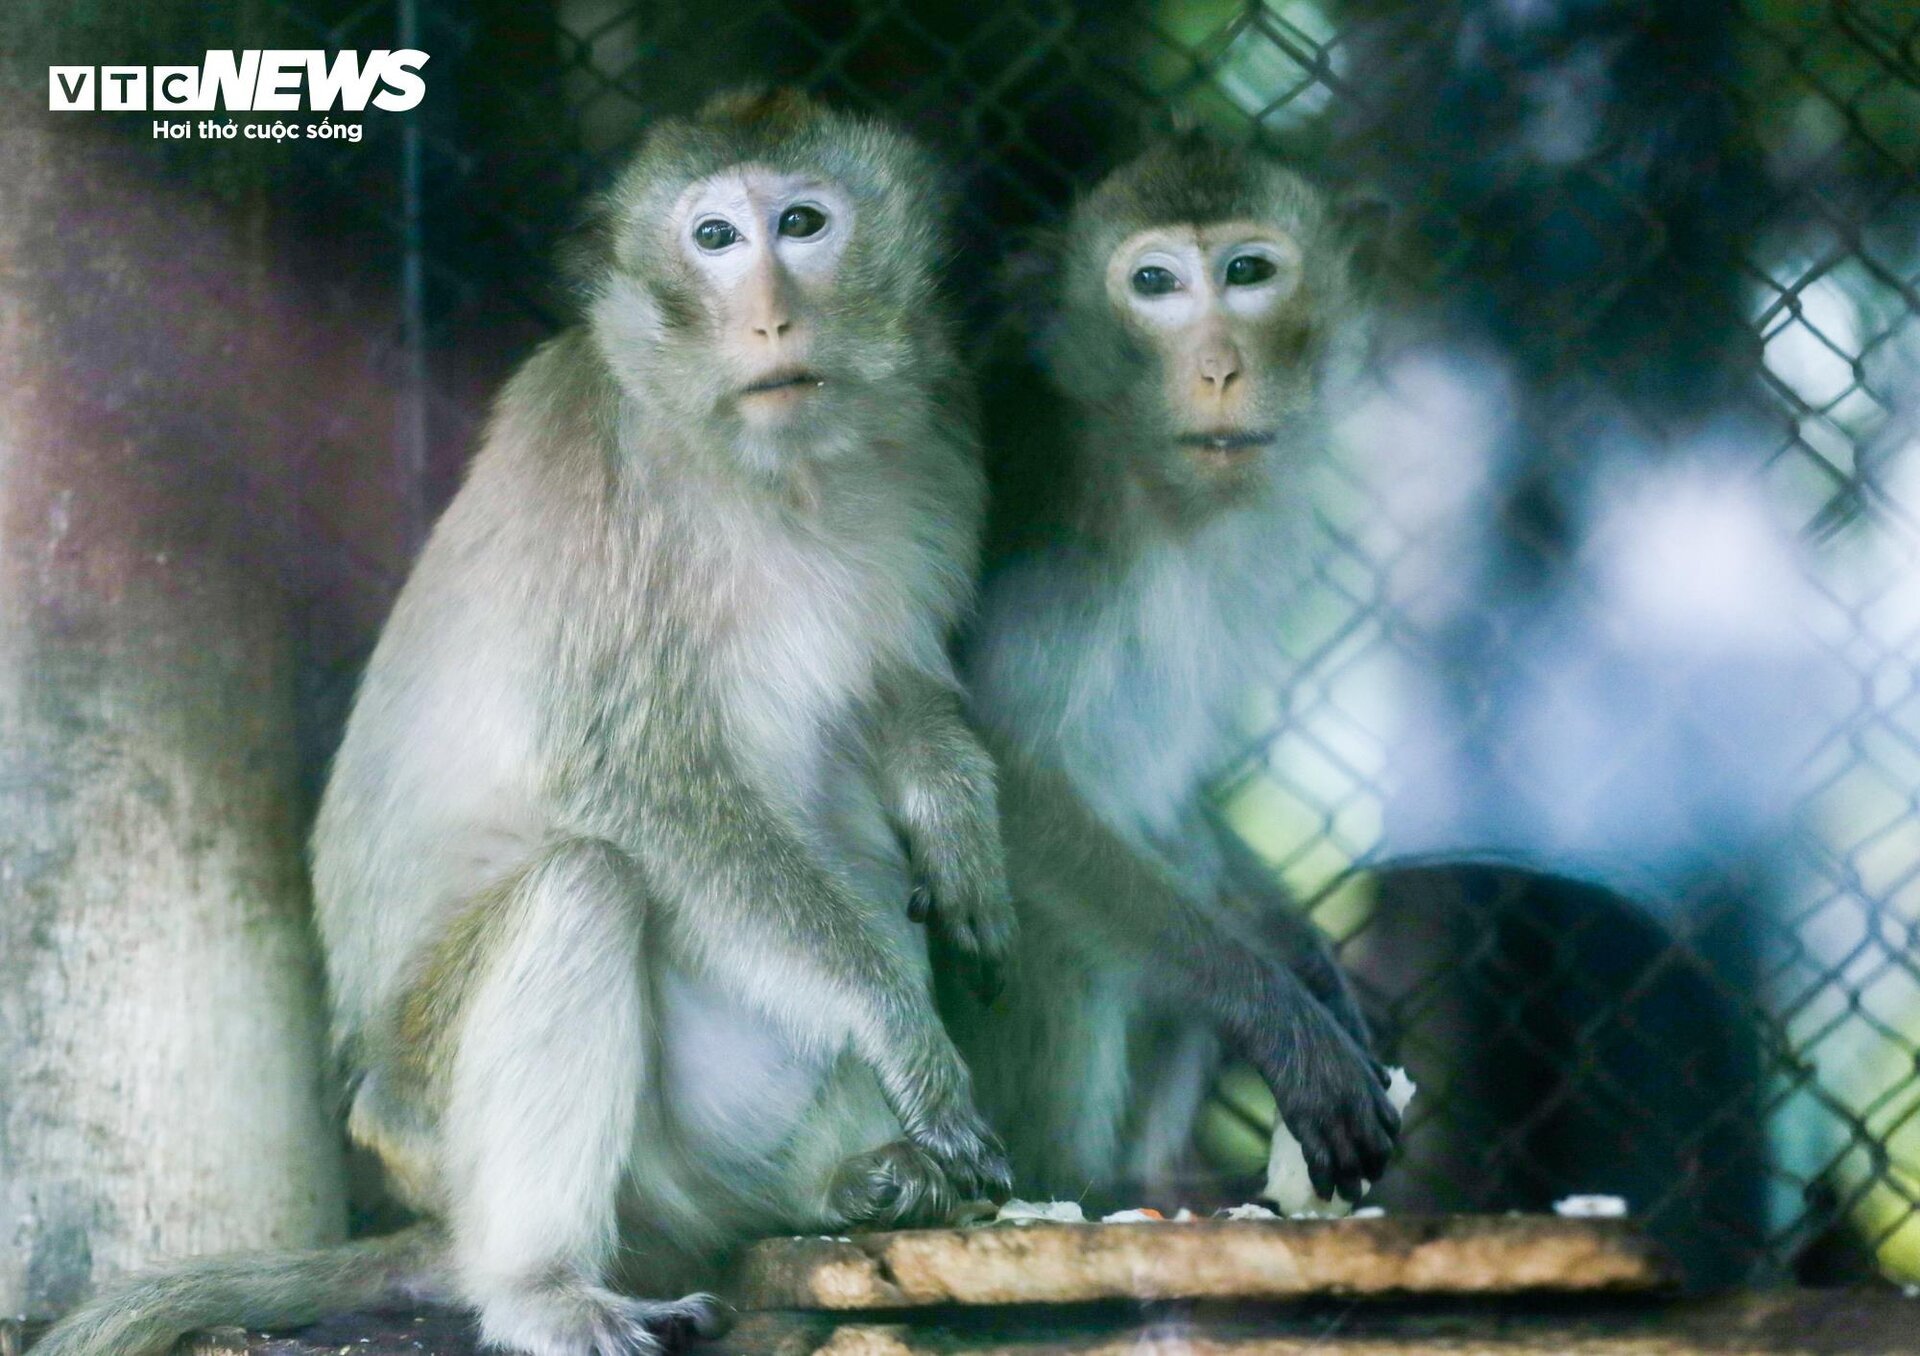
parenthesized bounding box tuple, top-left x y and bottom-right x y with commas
(1239, 989, 1399, 1204)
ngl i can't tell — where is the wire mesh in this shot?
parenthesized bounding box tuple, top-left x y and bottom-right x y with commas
(246, 0, 1920, 1292)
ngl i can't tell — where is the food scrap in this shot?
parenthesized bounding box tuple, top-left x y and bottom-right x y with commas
(1217, 1203, 1279, 1221)
(1553, 1194, 1629, 1219)
(991, 1198, 1087, 1225)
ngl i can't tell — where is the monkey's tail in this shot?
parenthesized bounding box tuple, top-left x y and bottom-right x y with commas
(29, 1223, 448, 1356)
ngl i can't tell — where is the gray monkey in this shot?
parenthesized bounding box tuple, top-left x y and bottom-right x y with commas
(36, 88, 1011, 1356)
(946, 135, 1398, 1209)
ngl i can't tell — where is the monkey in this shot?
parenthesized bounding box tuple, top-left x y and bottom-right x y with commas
(33, 89, 1013, 1356)
(938, 134, 1398, 1211)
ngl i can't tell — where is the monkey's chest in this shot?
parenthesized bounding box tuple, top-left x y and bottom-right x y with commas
(722, 534, 949, 812)
(1055, 624, 1248, 850)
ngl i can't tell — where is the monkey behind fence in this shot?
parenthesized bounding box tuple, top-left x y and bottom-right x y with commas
(943, 134, 1399, 1210)
(35, 88, 1012, 1356)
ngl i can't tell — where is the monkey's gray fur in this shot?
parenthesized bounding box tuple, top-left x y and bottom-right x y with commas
(943, 135, 1397, 1208)
(35, 89, 1011, 1356)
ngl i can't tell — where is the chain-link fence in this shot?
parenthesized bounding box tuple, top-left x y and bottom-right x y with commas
(201, 0, 1920, 1295)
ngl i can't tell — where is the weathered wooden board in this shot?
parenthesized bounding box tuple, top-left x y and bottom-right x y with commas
(14, 1290, 1916, 1356)
(728, 1216, 1677, 1310)
(725, 1291, 1920, 1356)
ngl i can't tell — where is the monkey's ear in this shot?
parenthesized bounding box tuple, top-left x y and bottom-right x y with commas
(1334, 192, 1392, 295)
(698, 85, 813, 128)
(993, 231, 1067, 366)
(558, 195, 620, 307)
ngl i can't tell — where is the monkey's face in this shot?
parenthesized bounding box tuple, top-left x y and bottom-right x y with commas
(1039, 140, 1363, 521)
(1099, 220, 1319, 504)
(589, 147, 945, 473)
(667, 169, 856, 434)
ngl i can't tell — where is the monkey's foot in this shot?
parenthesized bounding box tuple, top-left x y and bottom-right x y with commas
(477, 1283, 729, 1356)
(827, 1140, 970, 1229)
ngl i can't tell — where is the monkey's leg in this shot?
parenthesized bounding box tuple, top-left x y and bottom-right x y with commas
(940, 913, 1140, 1201)
(442, 839, 725, 1356)
(1122, 1019, 1224, 1194)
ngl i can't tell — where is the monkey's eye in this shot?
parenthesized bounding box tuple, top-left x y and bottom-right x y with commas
(778, 205, 828, 239)
(693, 218, 740, 252)
(1131, 265, 1180, 297)
(1224, 254, 1278, 286)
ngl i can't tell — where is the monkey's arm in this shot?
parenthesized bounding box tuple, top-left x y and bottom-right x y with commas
(1197, 810, 1375, 1054)
(870, 668, 1014, 999)
(588, 701, 1009, 1198)
(1002, 756, 1397, 1202)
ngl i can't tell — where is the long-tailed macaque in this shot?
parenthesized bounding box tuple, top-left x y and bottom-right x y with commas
(943, 135, 1397, 1209)
(35, 89, 1012, 1356)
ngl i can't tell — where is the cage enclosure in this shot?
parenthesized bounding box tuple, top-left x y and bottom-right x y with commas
(2, 0, 1919, 1347)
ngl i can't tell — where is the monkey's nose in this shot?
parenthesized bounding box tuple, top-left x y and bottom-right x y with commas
(1199, 350, 1241, 392)
(745, 260, 797, 342)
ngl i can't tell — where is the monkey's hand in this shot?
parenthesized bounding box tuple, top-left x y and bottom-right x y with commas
(908, 868, 1015, 1005)
(904, 1089, 1016, 1205)
(873, 672, 1016, 1002)
(865, 1021, 1015, 1204)
(900, 757, 1016, 1004)
(1238, 988, 1399, 1205)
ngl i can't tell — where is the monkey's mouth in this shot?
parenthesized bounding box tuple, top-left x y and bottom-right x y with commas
(1177, 430, 1273, 465)
(740, 369, 826, 399)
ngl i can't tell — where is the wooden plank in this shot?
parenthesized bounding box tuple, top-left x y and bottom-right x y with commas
(721, 1291, 1920, 1356)
(727, 1216, 1678, 1310)
(14, 1290, 1918, 1355)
